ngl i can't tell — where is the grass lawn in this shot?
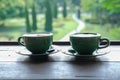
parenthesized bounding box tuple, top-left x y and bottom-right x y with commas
(0, 18, 26, 41)
(81, 23, 120, 40)
(0, 15, 78, 41)
(81, 13, 120, 40)
(53, 17, 78, 40)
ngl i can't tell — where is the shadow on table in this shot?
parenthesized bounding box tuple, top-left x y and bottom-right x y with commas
(23, 55, 49, 63)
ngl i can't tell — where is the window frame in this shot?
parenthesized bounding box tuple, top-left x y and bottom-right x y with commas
(0, 41, 120, 45)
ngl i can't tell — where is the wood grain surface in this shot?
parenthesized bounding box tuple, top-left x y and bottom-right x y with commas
(0, 45, 120, 79)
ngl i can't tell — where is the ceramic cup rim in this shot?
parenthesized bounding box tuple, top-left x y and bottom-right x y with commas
(70, 33, 101, 38)
(22, 33, 53, 38)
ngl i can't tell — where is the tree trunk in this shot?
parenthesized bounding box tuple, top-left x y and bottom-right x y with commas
(32, 0, 37, 31)
(45, 0, 53, 32)
(25, 0, 31, 33)
(53, 0, 58, 19)
(63, 0, 67, 18)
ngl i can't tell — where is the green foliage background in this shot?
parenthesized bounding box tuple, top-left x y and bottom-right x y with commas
(0, 0, 120, 40)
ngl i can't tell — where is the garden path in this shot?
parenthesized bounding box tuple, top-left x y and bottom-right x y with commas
(59, 14, 85, 41)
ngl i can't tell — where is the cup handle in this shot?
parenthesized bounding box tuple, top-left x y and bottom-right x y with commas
(18, 37, 25, 46)
(98, 38, 110, 49)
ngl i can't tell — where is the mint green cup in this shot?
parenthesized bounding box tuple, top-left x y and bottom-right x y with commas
(18, 33, 53, 54)
(70, 33, 110, 55)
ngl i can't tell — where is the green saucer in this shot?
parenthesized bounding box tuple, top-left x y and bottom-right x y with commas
(63, 48, 110, 58)
(16, 47, 59, 57)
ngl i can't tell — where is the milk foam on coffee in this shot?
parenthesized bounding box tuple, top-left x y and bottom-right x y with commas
(23, 33, 52, 37)
(71, 33, 100, 37)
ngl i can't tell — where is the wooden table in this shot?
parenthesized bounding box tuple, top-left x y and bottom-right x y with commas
(0, 43, 120, 79)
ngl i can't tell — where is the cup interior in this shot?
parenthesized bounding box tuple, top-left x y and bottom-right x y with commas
(70, 33, 101, 38)
(22, 33, 53, 37)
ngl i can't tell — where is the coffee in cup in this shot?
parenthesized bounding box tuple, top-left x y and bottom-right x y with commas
(18, 33, 53, 54)
(70, 33, 110, 55)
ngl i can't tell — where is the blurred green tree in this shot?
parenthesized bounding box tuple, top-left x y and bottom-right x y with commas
(53, 0, 58, 19)
(44, 0, 53, 32)
(25, 0, 31, 33)
(0, 0, 25, 27)
(63, 0, 67, 18)
(81, 0, 120, 24)
(101, 0, 120, 24)
(32, 0, 37, 31)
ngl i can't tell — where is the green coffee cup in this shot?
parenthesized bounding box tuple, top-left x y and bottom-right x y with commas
(18, 33, 53, 54)
(70, 33, 110, 55)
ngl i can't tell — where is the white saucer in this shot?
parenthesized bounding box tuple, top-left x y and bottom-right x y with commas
(62, 48, 110, 58)
(16, 47, 59, 57)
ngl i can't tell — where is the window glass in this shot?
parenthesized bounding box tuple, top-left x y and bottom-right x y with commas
(0, 0, 120, 41)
